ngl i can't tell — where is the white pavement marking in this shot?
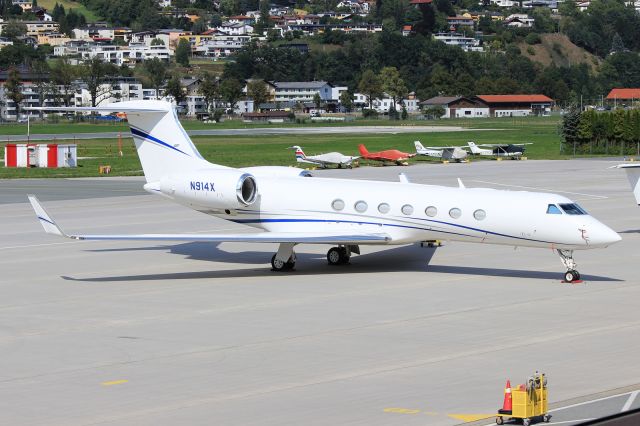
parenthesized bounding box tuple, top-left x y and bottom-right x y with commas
(621, 390, 639, 412)
(470, 180, 609, 199)
(549, 391, 636, 412)
(0, 241, 78, 251)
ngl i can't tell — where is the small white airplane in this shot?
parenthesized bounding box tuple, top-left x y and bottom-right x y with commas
(414, 141, 468, 162)
(613, 163, 640, 205)
(467, 141, 533, 159)
(27, 101, 621, 282)
(289, 145, 358, 169)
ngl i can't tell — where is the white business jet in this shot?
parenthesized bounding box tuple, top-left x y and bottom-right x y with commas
(613, 163, 640, 205)
(289, 145, 358, 169)
(27, 101, 621, 282)
(414, 141, 468, 162)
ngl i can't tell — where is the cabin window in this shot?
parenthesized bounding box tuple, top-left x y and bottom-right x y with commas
(473, 209, 486, 221)
(559, 203, 587, 215)
(354, 200, 368, 213)
(401, 204, 414, 215)
(332, 199, 345, 211)
(546, 204, 562, 214)
(378, 203, 390, 214)
(425, 206, 437, 217)
(449, 208, 462, 219)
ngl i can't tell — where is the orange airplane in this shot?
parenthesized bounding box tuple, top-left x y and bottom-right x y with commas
(358, 144, 415, 166)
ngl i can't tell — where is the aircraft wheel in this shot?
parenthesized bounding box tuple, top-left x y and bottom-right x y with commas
(272, 254, 295, 271)
(327, 247, 349, 265)
(564, 270, 580, 282)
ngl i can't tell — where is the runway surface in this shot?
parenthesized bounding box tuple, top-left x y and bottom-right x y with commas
(3, 125, 472, 142)
(1, 159, 639, 425)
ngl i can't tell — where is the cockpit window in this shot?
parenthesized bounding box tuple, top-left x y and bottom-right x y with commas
(559, 203, 588, 215)
(546, 204, 562, 214)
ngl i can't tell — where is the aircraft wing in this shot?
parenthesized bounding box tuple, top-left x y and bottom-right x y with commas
(28, 196, 391, 244)
(477, 143, 533, 147)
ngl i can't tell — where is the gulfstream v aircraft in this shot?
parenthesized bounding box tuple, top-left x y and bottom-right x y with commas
(28, 101, 621, 282)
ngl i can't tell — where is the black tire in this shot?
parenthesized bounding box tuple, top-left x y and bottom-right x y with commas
(574, 270, 580, 281)
(496, 416, 504, 425)
(339, 247, 350, 264)
(327, 247, 342, 265)
(271, 254, 287, 271)
(564, 270, 577, 282)
(543, 414, 551, 423)
(523, 418, 531, 426)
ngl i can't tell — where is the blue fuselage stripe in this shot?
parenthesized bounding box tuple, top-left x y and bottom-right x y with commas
(228, 216, 556, 244)
(130, 126, 189, 156)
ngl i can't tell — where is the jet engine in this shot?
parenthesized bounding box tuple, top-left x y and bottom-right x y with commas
(159, 169, 258, 210)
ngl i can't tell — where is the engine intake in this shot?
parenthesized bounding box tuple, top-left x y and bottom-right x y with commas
(159, 169, 259, 210)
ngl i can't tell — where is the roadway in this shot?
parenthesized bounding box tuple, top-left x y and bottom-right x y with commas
(0, 159, 639, 425)
(3, 125, 472, 142)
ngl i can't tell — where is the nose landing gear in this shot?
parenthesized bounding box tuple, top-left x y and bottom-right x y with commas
(557, 249, 581, 282)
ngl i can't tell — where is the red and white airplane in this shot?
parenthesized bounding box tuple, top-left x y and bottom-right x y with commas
(358, 144, 415, 166)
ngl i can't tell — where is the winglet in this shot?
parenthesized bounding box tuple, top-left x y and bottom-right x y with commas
(27, 195, 68, 237)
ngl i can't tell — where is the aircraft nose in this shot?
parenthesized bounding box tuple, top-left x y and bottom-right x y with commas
(589, 223, 622, 247)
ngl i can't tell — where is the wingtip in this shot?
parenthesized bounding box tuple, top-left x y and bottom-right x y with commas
(27, 195, 66, 237)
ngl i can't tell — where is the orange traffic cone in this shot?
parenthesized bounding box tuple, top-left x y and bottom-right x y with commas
(499, 380, 512, 414)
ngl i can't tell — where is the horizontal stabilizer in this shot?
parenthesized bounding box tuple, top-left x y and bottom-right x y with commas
(28, 196, 390, 244)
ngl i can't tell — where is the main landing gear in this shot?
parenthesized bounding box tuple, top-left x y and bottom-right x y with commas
(557, 249, 581, 282)
(270, 244, 360, 271)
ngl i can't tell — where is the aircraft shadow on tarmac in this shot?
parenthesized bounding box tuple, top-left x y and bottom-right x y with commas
(619, 229, 640, 234)
(64, 243, 621, 282)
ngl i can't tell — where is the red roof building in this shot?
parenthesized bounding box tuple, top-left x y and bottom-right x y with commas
(606, 88, 640, 100)
(476, 94, 553, 103)
(474, 94, 553, 117)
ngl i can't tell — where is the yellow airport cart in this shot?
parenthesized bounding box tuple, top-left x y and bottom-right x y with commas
(496, 372, 550, 426)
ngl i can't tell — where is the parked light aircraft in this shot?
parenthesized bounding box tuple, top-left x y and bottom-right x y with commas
(358, 144, 415, 166)
(27, 101, 621, 282)
(613, 163, 640, 205)
(414, 141, 468, 162)
(289, 145, 358, 169)
(468, 141, 532, 159)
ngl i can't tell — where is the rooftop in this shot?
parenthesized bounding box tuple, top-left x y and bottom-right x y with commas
(606, 88, 640, 100)
(476, 94, 553, 103)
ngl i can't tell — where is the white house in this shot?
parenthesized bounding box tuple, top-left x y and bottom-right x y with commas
(433, 32, 483, 52)
(505, 14, 535, 27)
(193, 35, 250, 58)
(273, 81, 334, 103)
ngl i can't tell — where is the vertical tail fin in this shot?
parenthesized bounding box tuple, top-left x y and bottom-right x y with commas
(358, 144, 369, 156)
(414, 141, 425, 151)
(615, 164, 640, 205)
(26, 101, 214, 182)
(467, 141, 481, 154)
(291, 145, 306, 161)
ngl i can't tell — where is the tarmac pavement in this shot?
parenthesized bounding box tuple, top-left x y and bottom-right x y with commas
(0, 159, 639, 425)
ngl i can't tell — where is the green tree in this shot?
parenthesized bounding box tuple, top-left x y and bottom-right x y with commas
(358, 69, 382, 109)
(199, 72, 220, 113)
(50, 58, 78, 107)
(313, 92, 322, 109)
(1, 20, 27, 41)
(79, 58, 117, 107)
(339, 90, 353, 112)
(4, 66, 24, 120)
(165, 75, 186, 110)
(220, 78, 243, 114)
(561, 106, 581, 154)
(175, 38, 191, 67)
(143, 58, 168, 100)
(247, 80, 268, 111)
(380, 66, 408, 116)
(151, 38, 165, 46)
(255, 0, 271, 35)
(31, 60, 52, 119)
